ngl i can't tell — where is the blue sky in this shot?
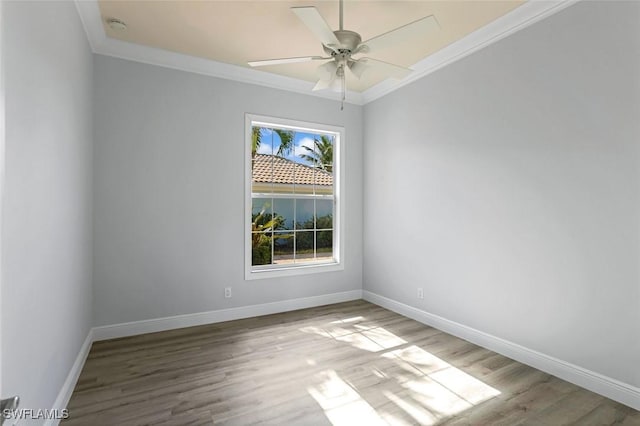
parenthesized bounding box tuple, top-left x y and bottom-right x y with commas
(256, 127, 329, 166)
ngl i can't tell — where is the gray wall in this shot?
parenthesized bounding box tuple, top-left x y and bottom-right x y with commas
(2, 0, 93, 414)
(363, 1, 640, 388)
(93, 56, 363, 326)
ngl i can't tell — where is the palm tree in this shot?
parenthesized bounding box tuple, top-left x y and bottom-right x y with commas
(251, 127, 262, 158)
(299, 135, 334, 172)
(252, 127, 295, 158)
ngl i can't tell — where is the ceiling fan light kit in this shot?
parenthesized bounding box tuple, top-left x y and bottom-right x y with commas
(248, 0, 440, 110)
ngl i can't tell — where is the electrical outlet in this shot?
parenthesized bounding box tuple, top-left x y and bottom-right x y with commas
(417, 288, 424, 299)
(224, 287, 232, 298)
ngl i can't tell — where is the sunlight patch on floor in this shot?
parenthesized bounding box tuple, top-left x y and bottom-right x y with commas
(299, 325, 333, 338)
(361, 327, 407, 349)
(325, 324, 358, 337)
(430, 366, 501, 404)
(383, 390, 440, 425)
(301, 324, 407, 353)
(331, 316, 365, 324)
(387, 345, 500, 404)
(401, 375, 473, 416)
(383, 345, 450, 374)
(301, 317, 501, 425)
(308, 370, 387, 426)
(335, 332, 383, 352)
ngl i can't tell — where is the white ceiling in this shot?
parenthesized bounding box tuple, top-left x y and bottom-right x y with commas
(75, 0, 577, 105)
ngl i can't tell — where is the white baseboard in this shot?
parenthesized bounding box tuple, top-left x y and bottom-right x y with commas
(92, 289, 363, 341)
(363, 290, 640, 411)
(45, 329, 94, 426)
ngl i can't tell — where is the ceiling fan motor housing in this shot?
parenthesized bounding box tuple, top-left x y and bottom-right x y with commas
(324, 30, 362, 56)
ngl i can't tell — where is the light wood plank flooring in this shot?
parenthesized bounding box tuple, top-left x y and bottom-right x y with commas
(63, 300, 639, 425)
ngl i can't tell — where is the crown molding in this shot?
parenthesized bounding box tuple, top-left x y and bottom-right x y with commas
(75, 0, 578, 107)
(362, 0, 580, 104)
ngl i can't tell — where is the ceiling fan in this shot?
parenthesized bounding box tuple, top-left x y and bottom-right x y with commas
(248, 0, 439, 109)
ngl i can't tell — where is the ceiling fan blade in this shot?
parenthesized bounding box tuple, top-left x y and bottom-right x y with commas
(313, 61, 338, 91)
(359, 58, 413, 79)
(348, 60, 370, 79)
(360, 15, 439, 54)
(328, 77, 343, 93)
(317, 61, 338, 80)
(313, 76, 335, 91)
(292, 7, 341, 47)
(248, 56, 329, 67)
(313, 71, 342, 93)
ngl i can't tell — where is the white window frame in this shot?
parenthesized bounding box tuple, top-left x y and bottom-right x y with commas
(245, 114, 345, 280)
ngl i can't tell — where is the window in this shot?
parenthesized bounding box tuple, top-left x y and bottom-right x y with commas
(245, 114, 344, 279)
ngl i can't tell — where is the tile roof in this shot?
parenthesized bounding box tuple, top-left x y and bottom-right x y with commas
(253, 154, 333, 186)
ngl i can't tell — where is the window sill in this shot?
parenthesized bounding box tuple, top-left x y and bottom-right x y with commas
(245, 261, 344, 280)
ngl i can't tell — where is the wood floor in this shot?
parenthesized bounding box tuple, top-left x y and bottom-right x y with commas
(63, 300, 639, 425)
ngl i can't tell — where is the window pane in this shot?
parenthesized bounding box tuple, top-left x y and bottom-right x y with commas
(251, 232, 272, 266)
(266, 129, 295, 194)
(273, 231, 294, 265)
(252, 127, 274, 194)
(314, 167, 333, 196)
(295, 230, 314, 252)
(316, 199, 333, 229)
(272, 129, 295, 160)
(295, 231, 315, 264)
(314, 134, 334, 195)
(253, 127, 273, 156)
(317, 135, 334, 173)
(251, 159, 272, 194)
(273, 155, 296, 195)
(292, 162, 313, 194)
(252, 198, 273, 232)
(273, 198, 294, 230)
(316, 230, 333, 261)
(295, 199, 315, 229)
